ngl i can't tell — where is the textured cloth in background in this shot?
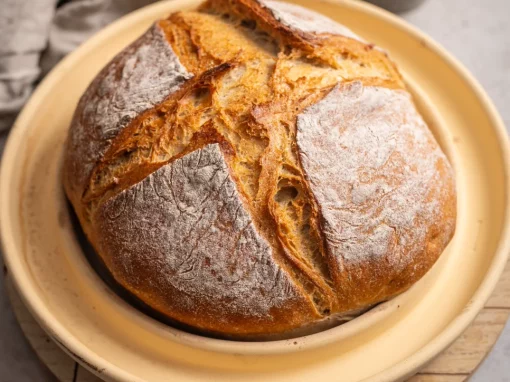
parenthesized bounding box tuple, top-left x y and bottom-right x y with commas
(0, 0, 156, 132)
(0, 0, 57, 131)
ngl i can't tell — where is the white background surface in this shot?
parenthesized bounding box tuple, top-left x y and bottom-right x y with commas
(0, 0, 509, 380)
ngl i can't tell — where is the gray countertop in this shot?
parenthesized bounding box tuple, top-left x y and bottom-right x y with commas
(0, 0, 509, 380)
(401, 1, 510, 379)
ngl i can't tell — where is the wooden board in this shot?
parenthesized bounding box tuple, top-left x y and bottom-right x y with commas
(6, 277, 101, 382)
(409, 258, 510, 381)
(6, 258, 510, 382)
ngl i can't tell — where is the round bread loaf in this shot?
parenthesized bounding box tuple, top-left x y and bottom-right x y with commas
(64, 0, 456, 339)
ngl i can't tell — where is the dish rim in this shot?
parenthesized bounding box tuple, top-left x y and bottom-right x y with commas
(1, 0, 509, 381)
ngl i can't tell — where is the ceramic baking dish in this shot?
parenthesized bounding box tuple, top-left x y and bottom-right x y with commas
(1, 0, 509, 381)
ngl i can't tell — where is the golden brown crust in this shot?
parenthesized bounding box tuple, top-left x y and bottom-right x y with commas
(63, 0, 456, 338)
(201, 0, 404, 86)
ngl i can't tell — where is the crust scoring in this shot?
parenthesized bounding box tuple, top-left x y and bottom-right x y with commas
(64, 23, 191, 209)
(64, 0, 457, 339)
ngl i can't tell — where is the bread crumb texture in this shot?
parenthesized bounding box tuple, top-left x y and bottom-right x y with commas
(64, 0, 456, 338)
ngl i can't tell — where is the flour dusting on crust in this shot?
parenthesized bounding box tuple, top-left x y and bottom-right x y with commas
(259, 0, 363, 41)
(66, 23, 191, 195)
(95, 144, 304, 321)
(297, 82, 455, 273)
(63, 1, 456, 336)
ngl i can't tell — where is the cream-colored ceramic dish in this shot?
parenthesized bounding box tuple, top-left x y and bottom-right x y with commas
(1, 0, 509, 381)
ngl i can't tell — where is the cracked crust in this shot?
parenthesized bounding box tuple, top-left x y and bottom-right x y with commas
(64, 0, 456, 338)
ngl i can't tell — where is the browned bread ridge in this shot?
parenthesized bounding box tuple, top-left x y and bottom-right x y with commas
(63, 0, 456, 339)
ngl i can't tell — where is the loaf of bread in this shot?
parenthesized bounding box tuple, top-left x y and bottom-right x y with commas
(64, 0, 456, 339)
